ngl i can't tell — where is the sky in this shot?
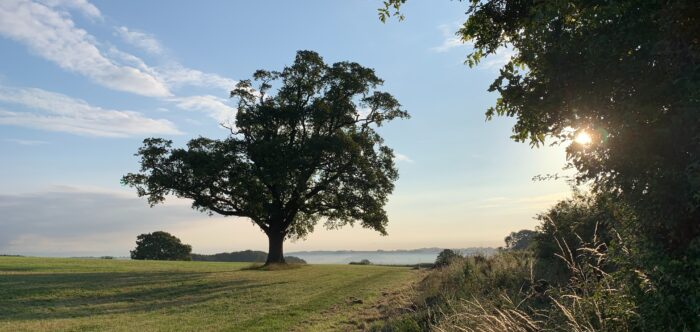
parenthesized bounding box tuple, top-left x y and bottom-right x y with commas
(0, 0, 574, 257)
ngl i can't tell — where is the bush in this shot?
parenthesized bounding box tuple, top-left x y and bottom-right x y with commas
(349, 259, 372, 265)
(373, 193, 642, 331)
(504, 229, 537, 250)
(370, 192, 699, 330)
(284, 256, 307, 264)
(130, 231, 192, 261)
(434, 249, 461, 268)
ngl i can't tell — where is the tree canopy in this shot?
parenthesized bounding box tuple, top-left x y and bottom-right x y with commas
(122, 50, 408, 264)
(458, 0, 700, 253)
(130, 231, 192, 261)
(383, 0, 699, 252)
(503, 229, 537, 251)
(380, 0, 700, 328)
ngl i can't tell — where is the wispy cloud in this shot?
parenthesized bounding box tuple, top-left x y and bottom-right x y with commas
(115, 26, 163, 55)
(0, 0, 170, 97)
(0, 0, 240, 135)
(471, 192, 569, 211)
(431, 22, 517, 71)
(0, 85, 181, 137)
(0, 186, 202, 256)
(171, 95, 236, 124)
(156, 65, 238, 92)
(36, 0, 101, 19)
(479, 46, 516, 69)
(3, 138, 49, 145)
(431, 23, 470, 53)
(395, 152, 414, 163)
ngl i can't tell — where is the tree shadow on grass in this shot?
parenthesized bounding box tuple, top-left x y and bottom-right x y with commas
(0, 271, 288, 321)
(241, 263, 306, 271)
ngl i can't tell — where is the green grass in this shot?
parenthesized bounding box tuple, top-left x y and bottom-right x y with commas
(0, 256, 419, 331)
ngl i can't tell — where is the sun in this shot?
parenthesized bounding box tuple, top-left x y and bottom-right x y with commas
(574, 131, 593, 145)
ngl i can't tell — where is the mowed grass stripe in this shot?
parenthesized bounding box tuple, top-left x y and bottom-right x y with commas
(232, 269, 396, 330)
(0, 257, 418, 331)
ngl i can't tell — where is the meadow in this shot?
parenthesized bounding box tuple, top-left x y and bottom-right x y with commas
(0, 257, 420, 331)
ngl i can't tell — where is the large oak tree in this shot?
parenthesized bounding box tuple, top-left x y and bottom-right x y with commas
(122, 51, 408, 264)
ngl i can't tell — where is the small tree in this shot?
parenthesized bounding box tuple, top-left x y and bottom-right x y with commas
(504, 229, 538, 251)
(435, 249, 461, 268)
(130, 231, 192, 261)
(122, 50, 408, 264)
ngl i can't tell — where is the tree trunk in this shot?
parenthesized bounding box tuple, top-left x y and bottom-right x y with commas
(265, 232, 285, 265)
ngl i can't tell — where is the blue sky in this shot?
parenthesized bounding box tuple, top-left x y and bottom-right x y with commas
(0, 0, 573, 256)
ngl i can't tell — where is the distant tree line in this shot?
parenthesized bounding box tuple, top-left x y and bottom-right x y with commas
(192, 251, 306, 264)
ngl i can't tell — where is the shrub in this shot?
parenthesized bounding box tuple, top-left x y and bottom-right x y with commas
(284, 256, 307, 264)
(504, 229, 537, 250)
(434, 249, 461, 268)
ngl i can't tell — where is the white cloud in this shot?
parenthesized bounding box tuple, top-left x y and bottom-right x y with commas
(431, 22, 517, 70)
(395, 152, 414, 163)
(115, 26, 163, 55)
(0, 0, 170, 97)
(3, 138, 49, 145)
(0, 0, 240, 130)
(156, 65, 238, 92)
(0, 85, 181, 137)
(431, 24, 470, 53)
(480, 46, 516, 69)
(36, 0, 101, 19)
(171, 95, 236, 124)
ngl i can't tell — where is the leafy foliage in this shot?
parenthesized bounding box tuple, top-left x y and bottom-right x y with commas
(503, 229, 537, 250)
(373, 194, 639, 331)
(457, 2, 700, 327)
(380, 1, 700, 328)
(459, 0, 700, 253)
(122, 50, 408, 263)
(378, 0, 406, 22)
(130, 231, 192, 261)
(434, 249, 461, 268)
(531, 192, 620, 272)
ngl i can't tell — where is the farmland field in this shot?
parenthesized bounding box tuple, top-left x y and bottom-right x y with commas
(0, 257, 420, 331)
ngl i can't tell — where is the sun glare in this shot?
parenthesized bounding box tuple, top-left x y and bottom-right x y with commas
(575, 131, 593, 145)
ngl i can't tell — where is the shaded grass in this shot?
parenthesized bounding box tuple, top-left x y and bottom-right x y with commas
(241, 262, 306, 271)
(0, 256, 419, 331)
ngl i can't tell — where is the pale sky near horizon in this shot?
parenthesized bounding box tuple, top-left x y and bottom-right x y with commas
(0, 0, 574, 257)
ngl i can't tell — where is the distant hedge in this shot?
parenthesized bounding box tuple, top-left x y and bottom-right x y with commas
(192, 250, 306, 264)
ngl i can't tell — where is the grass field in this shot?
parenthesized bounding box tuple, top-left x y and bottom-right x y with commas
(0, 257, 420, 331)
